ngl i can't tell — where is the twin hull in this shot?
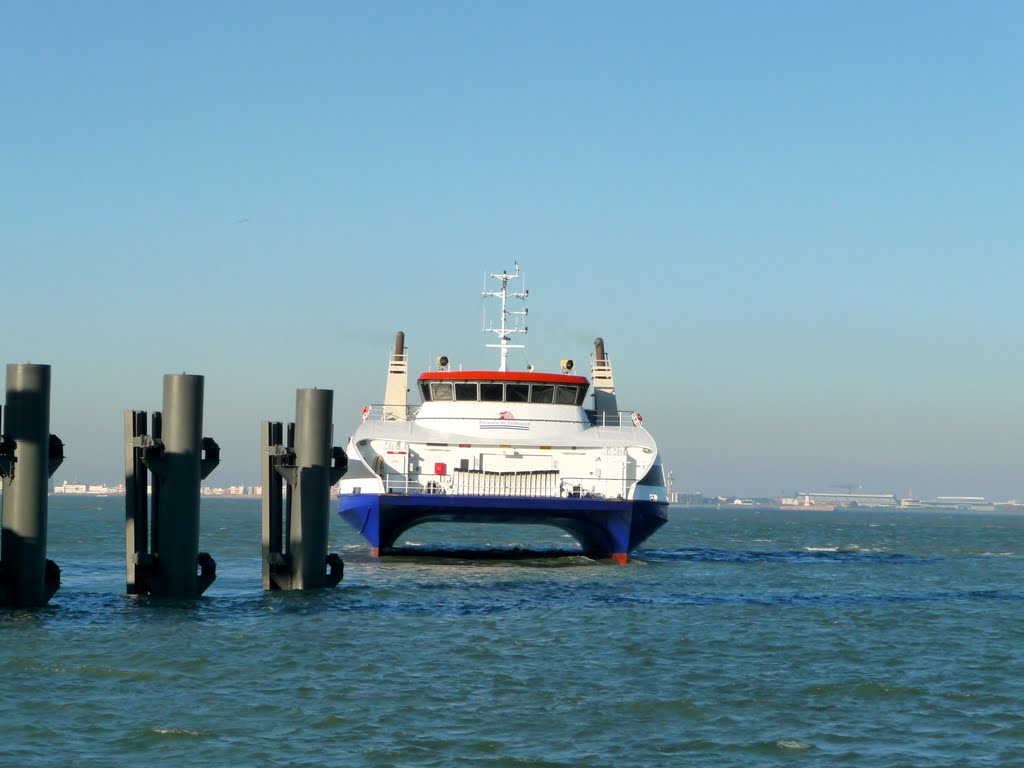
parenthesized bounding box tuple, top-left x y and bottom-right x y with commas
(339, 493, 668, 561)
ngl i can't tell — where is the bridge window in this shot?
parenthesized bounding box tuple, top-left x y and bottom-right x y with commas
(429, 381, 454, 401)
(505, 383, 529, 402)
(530, 384, 554, 403)
(455, 382, 479, 401)
(480, 383, 503, 401)
(555, 385, 579, 405)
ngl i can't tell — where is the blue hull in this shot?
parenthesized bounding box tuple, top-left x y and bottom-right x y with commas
(338, 493, 669, 562)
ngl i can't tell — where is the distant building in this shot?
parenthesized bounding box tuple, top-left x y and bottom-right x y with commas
(995, 501, 1024, 512)
(675, 493, 716, 506)
(798, 492, 898, 508)
(934, 496, 992, 510)
(53, 481, 88, 494)
(53, 481, 123, 495)
(935, 496, 987, 506)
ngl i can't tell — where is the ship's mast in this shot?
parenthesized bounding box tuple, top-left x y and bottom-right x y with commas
(482, 263, 528, 372)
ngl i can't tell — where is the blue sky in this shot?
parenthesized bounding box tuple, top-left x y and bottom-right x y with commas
(2, 2, 1021, 499)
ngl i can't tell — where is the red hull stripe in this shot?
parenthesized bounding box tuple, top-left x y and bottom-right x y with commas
(418, 370, 589, 385)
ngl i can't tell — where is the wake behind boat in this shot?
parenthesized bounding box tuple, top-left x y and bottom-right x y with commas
(337, 265, 669, 562)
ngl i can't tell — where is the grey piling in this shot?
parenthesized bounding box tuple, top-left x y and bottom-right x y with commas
(261, 388, 346, 590)
(292, 389, 335, 589)
(158, 375, 206, 594)
(125, 374, 219, 597)
(0, 364, 64, 607)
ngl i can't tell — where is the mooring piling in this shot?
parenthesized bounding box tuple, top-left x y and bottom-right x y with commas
(125, 374, 220, 597)
(0, 364, 64, 607)
(262, 388, 347, 590)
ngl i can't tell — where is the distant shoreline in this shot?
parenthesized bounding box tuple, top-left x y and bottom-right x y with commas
(671, 503, 1024, 515)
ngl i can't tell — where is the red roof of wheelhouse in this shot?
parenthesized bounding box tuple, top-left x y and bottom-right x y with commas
(418, 370, 589, 386)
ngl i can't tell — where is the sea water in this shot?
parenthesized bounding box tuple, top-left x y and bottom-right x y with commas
(2, 498, 1022, 767)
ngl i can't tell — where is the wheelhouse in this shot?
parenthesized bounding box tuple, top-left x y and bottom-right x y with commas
(417, 371, 589, 406)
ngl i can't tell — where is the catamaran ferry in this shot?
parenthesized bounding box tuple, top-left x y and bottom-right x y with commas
(337, 265, 669, 563)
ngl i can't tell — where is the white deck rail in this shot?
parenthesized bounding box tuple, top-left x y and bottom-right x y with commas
(452, 469, 559, 497)
(360, 404, 644, 428)
(378, 471, 631, 500)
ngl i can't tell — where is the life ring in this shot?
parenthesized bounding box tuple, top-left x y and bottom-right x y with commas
(361, 405, 370, 422)
(631, 412, 643, 427)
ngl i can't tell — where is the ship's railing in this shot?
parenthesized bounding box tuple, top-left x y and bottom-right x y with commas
(381, 475, 421, 495)
(357, 404, 646, 428)
(378, 470, 635, 500)
(453, 469, 559, 498)
(585, 410, 646, 428)
(363, 403, 420, 422)
(556, 475, 633, 500)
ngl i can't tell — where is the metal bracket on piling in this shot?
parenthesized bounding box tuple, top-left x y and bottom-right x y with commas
(0, 436, 14, 480)
(261, 388, 347, 591)
(262, 427, 297, 590)
(196, 551, 216, 595)
(261, 423, 289, 590)
(326, 552, 344, 585)
(330, 446, 348, 486)
(200, 437, 220, 480)
(48, 435, 64, 477)
(124, 374, 219, 598)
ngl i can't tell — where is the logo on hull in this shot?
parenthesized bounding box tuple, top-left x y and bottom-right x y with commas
(480, 411, 529, 431)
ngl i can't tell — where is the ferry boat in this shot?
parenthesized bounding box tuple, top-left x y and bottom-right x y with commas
(337, 265, 669, 563)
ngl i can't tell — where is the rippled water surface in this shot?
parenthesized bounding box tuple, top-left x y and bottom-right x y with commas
(3, 499, 1023, 767)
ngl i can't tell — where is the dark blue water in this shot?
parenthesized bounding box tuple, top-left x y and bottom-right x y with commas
(3, 499, 1022, 766)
